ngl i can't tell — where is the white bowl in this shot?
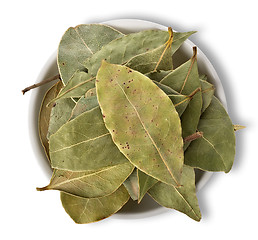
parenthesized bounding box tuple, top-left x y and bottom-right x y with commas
(29, 19, 227, 219)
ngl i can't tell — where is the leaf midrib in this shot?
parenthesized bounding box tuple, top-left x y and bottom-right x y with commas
(50, 132, 110, 153)
(201, 135, 227, 170)
(114, 78, 179, 185)
(74, 28, 93, 54)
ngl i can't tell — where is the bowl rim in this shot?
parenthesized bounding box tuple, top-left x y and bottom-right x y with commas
(29, 18, 227, 219)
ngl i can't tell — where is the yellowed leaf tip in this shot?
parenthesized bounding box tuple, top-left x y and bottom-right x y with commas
(234, 125, 246, 131)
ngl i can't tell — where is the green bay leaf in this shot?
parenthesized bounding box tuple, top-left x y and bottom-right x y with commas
(69, 95, 98, 120)
(123, 168, 139, 201)
(49, 70, 95, 103)
(58, 24, 124, 84)
(200, 79, 215, 113)
(168, 94, 190, 116)
(148, 165, 201, 221)
(39, 81, 63, 160)
(146, 70, 172, 82)
(126, 30, 196, 74)
(184, 96, 236, 172)
(61, 185, 129, 224)
(126, 44, 173, 74)
(47, 97, 76, 138)
(49, 106, 129, 171)
(160, 48, 202, 143)
(37, 162, 133, 198)
(96, 62, 184, 187)
(138, 170, 158, 203)
(84, 29, 170, 77)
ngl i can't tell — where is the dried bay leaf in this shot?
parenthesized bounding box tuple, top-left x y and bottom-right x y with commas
(200, 79, 215, 113)
(49, 70, 95, 104)
(153, 80, 179, 95)
(169, 30, 196, 55)
(123, 168, 139, 201)
(69, 95, 98, 120)
(61, 185, 130, 224)
(123, 169, 158, 202)
(84, 29, 170, 77)
(85, 87, 96, 97)
(58, 24, 124, 84)
(37, 162, 133, 198)
(160, 47, 202, 144)
(38, 81, 63, 159)
(96, 62, 184, 187)
(126, 42, 173, 74)
(49, 106, 129, 171)
(184, 96, 236, 172)
(138, 170, 158, 203)
(168, 94, 190, 116)
(126, 30, 196, 74)
(148, 165, 201, 221)
(146, 70, 172, 82)
(47, 97, 76, 138)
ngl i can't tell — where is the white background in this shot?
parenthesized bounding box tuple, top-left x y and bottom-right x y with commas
(0, 0, 256, 239)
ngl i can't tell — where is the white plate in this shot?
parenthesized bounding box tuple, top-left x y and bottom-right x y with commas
(29, 19, 227, 219)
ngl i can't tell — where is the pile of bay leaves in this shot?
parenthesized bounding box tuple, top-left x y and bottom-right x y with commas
(35, 24, 238, 224)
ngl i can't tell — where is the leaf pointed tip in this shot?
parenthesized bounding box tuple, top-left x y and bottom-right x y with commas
(233, 124, 246, 131)
(100, 59, 109, 67)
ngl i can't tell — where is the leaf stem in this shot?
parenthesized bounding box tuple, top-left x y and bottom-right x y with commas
(22, 74, 60, 95)
(153, 27, 174, 72)
(180, 47, 197, 94)
(36, 186, 49, 191)
(188, 87, 201, 99)
(183, 131, 203, 143)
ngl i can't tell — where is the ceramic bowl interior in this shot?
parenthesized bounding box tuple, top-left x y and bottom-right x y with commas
(29, 19, 227, 219)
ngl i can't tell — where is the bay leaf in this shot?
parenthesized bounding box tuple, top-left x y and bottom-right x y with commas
(123, 168, 139, 201)
(85, 87, 96, 97)
(37, 162, 133, 198)
(48, 70, 95, 104)
(49, 106, 129, 171)
(199, 74, 208, 81)
(123, 169, 159, 202)
(152, 81, 191, 116)
(69, 95, 98, 120)
(168, 94, 190, 116)
(58, 24, 124, 84)
(148, 165, 201, 221)
(146, 70, 172, 82)
(61, 185, 129, 224)
(126, 29, 196, 74)
(200, 79, 215, 113)
(84, 29, 171, 77)
(169, 30, 196, 56)
(160, 47, 202, 143)
(153, 80, 179, 95)
(96, 61, 184, 187)
(47, 97, 76, 138)
(38, 81, 63, 159)
(184, 96, 236, 172)
(138, 170, 158, 203)
(126, 44, 173, 74)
